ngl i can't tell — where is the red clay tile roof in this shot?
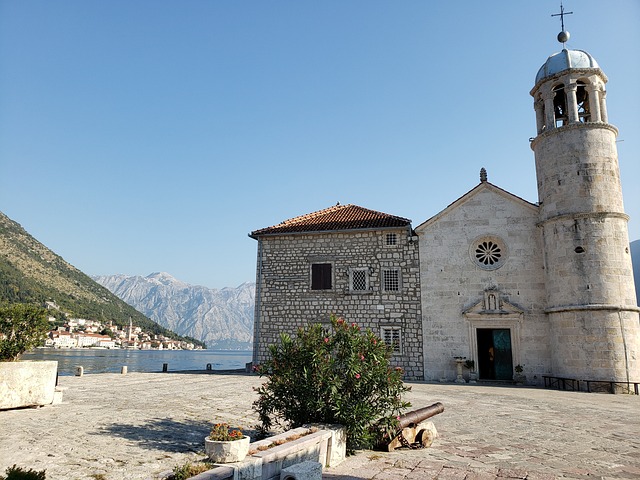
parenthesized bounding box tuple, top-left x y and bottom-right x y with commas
(250, 204, 411, 237)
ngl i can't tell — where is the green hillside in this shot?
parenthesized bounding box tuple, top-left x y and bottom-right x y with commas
(0, 211, 203, 346)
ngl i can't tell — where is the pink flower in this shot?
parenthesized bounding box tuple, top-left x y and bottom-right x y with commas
(396, 415, 401, 421)
(355, 373, 361, 379)
(324, 337, 329, 343)
(360, 355, 365, 361)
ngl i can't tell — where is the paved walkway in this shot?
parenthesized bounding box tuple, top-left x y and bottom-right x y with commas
(0, 372, 638, 480)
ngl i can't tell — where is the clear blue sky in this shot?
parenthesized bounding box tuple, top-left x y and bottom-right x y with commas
(1, 1, 638, 289)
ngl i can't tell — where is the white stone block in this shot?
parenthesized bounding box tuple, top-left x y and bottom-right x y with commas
(303, 424, 346, 467)
(0, 360, 58, 410)
(280, 461, 322, 480)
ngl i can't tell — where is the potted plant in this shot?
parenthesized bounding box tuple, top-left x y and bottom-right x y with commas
(0, 304, 58, 410)
(464, 359, 477, 383)
(204, 423, 250, 463)
(513, 364, 526, 385)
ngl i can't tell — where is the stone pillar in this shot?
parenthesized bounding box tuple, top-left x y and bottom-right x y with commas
(600, 90, 608, 124)
(534, 98, 545, 134)
(565, 84, 579, 123)
(543, 94, 556, 130)
(586, 84, 602, 122)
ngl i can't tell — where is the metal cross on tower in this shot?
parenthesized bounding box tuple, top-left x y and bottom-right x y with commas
(551, 2, 573, 32)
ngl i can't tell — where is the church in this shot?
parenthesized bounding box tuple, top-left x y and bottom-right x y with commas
(249, 26, 640, 389)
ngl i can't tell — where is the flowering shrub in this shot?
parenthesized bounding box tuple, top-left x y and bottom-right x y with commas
(209, 423, 244, 441)
(253, 315, 410, 452)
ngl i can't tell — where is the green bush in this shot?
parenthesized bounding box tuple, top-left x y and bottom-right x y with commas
(0, 465, 46, 480)
(0, 304, 50, 361)
(253, 315, 410, 452)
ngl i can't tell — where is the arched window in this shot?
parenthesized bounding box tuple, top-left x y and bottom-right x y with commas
(553, 84, 568, 127)
(576, 81, 591, 123)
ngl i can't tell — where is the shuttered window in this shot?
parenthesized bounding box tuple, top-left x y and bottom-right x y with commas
(311, 263, 332, 290)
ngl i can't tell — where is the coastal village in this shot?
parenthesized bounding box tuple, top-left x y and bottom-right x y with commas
(42, 301, 198, 351)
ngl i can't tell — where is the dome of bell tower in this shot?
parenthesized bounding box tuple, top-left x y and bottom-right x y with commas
(535, 49, 600, 84)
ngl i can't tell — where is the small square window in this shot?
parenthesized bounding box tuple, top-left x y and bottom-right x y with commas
(381, 326, 402, 354)
(350, 268, 369, 292)
(382, 268, 400, 291)
(311, 263, 332, 290)
(385, 232, 397, 246)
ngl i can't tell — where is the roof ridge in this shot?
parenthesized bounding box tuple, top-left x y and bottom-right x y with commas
(250, 203, 411, 238)
(278, 203, 353, 227)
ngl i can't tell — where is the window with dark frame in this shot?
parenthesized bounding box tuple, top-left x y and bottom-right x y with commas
(311, 263, 332, 290)
(386, 232, 397, 246)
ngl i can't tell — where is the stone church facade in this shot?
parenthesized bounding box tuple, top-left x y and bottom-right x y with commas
(415, 180, 550, 383)
(250, 33, 640, 388)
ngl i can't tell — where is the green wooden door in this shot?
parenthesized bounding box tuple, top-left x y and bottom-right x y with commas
(492, 329, 513, 381)
(477, 328, 513, 380)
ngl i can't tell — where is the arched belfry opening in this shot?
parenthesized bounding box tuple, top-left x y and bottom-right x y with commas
(552, 84, 567, 127)
(576, 81, 590, 122)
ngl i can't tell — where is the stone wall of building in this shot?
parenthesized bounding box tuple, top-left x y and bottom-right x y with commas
(253, 228, 423, 380)
(416, 185, 550, 383)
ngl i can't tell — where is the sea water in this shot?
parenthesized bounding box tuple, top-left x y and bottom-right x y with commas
(22, 348, 252, 376)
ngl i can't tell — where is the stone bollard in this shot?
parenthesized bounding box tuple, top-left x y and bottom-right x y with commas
(75, 366, 84, 377)
(206, 363, 212, 371)
(162, 363, 168, 372)
(121, 366, 128, 375)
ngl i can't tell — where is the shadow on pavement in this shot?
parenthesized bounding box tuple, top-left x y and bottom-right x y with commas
(95, 417, 210, 453)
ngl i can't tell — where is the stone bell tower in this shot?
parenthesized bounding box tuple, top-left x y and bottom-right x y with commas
(530, 23, 640, 385)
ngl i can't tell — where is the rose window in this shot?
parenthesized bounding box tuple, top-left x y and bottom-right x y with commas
(475, 241, 502, 265)
(469, 236, 507, 270)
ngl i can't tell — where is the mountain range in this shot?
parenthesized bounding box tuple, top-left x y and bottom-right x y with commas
(0, 211, 200, 345)
(93, 273, 255, 350)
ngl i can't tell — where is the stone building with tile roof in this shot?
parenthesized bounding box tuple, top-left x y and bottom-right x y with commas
(249, 203, 424, 380)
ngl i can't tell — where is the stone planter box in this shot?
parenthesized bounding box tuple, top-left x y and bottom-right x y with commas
(251, 428, 332, 480)
(196, 425, 346, 480)
(0, 360, 58, 410)
(205, 435, 251, 463)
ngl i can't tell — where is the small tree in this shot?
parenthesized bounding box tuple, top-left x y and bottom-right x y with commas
(0, 304, 50, 361)
(253, 315, 411, 452)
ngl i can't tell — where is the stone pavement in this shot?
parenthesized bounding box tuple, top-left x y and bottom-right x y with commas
(0, 372, 638, 480)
